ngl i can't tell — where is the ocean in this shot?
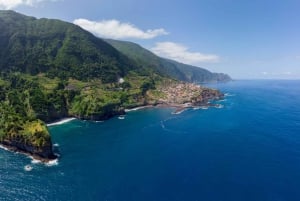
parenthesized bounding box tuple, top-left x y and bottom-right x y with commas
(1, 80, 300, 201)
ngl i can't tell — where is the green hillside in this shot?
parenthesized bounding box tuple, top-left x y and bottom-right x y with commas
(0, 10, 140, 83)
(0, 10, 150, 159)
(105, 39, 231, 83)
(0, 10, 228, 160)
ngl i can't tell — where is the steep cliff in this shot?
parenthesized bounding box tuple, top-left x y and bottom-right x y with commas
(0, 11, 228, 160)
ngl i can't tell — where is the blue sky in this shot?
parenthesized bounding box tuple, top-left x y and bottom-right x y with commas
(1, 0, 299, 79)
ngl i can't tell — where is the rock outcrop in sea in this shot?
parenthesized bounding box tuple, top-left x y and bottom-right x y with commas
(0, 120, 57, 162)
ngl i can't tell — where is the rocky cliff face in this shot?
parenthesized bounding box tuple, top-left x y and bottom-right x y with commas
(0, 11, 228, 162)
(73, 108, 126, 121)
(196, 88, 224, 104)
(1, 137, 56, 160)
(0, 119, 56, 161)
(0, 82, 223, 161)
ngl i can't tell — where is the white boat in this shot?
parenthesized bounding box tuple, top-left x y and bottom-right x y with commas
(24, 165, 33, 171)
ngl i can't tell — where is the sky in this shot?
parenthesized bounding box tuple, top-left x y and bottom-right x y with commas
(1, 0, 299, 79)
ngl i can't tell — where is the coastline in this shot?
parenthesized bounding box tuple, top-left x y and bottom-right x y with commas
(0, 117, 76, 163)
(0, 95, 223, 163)
(0, 103, 191, 163)
(124, 105, 153, 112)
(0, 143, 58, 164)
(125, 101, 222, 115)
(46, 117, 76, 127)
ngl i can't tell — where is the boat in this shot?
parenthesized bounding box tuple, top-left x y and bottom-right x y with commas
(24, 165, 33, 171)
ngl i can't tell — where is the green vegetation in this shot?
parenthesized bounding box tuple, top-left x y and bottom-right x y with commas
(0, 102, 50, 149)
(0, 10, 228, 159)
(105, 39, 231, 83)
(0, 10, 141, 83)
(0, 70, 165, 156)
(0, 71, 163, 124)
(0, 70, 167, 160)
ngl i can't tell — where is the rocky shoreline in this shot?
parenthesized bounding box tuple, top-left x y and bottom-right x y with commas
(0, 143, 57, 163)
(123, 83, 224, 115)
(0, 82, 224, 162)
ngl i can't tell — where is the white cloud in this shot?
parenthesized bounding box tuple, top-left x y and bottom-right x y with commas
(0, 0, 56, 9)
(73, 18, 168, 40)
(151, 42, 219, 64)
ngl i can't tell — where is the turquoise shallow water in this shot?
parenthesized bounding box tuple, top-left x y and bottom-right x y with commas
(1, 80, 300, 201)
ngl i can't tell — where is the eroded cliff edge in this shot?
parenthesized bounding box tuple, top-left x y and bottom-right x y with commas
(0, 79, 223, 161)
(0, 10, 228, 161)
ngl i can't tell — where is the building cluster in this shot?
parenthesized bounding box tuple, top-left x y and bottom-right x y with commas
(158, 83, 202, 104)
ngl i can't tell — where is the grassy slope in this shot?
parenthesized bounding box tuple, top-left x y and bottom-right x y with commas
(0, 10, 139, 83)
(105, 39, 231, 83)
(0, 11, 226, 159)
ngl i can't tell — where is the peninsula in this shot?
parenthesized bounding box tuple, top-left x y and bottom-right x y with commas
(0, 10, 229, 161)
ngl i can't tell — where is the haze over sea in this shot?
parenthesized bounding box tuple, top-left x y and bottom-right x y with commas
(1, 80, 300, 201)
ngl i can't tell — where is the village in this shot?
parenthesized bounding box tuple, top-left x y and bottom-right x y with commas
(156, 82, 217, 105)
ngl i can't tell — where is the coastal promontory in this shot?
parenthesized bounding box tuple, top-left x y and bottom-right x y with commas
(0, 10, 229, 161)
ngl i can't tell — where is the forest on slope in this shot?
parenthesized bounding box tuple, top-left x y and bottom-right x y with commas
(0, 10, 229, 160)
(105, 39, 231, 83)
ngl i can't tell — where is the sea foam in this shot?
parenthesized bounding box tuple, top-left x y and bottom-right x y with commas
(125, 106, 149, 112)
(0, 145, 9, 151)
(215, 104, 224, 109)
(171, 109, 186, 115)
(45, 159, 59, 167)
(224, 93, 235, 97)
(53, 143, 60, 147)
(46, 118, 76, 127)
(29, 156, 59, 167)
(31, 158, 42, 164)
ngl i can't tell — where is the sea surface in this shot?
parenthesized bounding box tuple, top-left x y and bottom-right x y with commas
(1, 80, 300, 201)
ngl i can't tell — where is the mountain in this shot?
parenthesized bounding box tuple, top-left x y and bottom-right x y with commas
(0, 10, 230, 83)
(0, 10, 138, 83)
(105, 39, 231, 83)
(0, 10, 228, 161)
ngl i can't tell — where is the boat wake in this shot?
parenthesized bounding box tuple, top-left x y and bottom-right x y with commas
(160, 118, 188, 134)
(171, 109, 187, 115)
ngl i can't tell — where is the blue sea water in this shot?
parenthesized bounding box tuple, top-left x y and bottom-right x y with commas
(1, 80, 300, 201)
